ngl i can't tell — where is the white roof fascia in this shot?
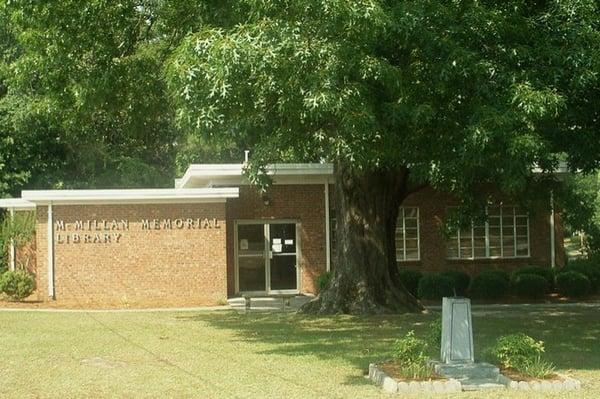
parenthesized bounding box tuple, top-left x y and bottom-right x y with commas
(21, 188, 239, 205)
(177, 163, 334, 188)
(0, 198, 36, 210)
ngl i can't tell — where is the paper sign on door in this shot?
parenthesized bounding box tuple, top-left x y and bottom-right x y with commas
(240, 239, 249, 250)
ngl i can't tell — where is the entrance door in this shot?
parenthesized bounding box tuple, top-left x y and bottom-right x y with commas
(236, 221, 299, 294)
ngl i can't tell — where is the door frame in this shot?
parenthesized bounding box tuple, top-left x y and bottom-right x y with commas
(234, 219, 301, 296)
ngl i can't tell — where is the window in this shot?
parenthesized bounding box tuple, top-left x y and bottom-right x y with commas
(396, 207, 420, 261)
(446, 206, 530, 259)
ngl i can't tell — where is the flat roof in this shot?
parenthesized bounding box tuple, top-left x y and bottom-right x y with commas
(176, 163, 334, 188)
(20, 187, 239, 205)
(0, 198, 36, 210)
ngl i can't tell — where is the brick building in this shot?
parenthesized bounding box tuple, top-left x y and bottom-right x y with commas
(0, 163, 564, 308)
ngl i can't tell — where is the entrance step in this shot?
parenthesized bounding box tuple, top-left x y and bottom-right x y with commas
(228, 295, 314, 312)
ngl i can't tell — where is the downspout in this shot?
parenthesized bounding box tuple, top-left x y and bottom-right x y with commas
(324, 182, 331, 272)
(47, 203, 55, 298)
(550, 191, 556, 269)
(9, 207, 15, 271)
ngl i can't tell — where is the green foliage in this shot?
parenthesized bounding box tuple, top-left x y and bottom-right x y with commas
(512, 266, 555, 291)
(556, 271, 591, 298)
(417, 274, 454, 300)
(392, 330, 431, 379)
(560, 172, 600, 254)
(316, 271, 332, 293)
(0, 269, 35, 301)
(0, 211, 35, 250)
(440, 270, 471, 297)
(425, 316, 442, 353)
(488, 333, 554, 378)
(563, 257, 600, 292)
(398, 269, 422, 298)
(470, 271, 510, 299)
(0, 1, 182, 195)
(511, 274, 548, 299)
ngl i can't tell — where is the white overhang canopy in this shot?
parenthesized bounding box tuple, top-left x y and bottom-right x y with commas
(0, 198, 36, 210)
(176, 163, 334, 188)
(20, 187, 239, 205)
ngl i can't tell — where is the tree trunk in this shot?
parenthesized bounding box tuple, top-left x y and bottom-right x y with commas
(301, 163, 424, 314)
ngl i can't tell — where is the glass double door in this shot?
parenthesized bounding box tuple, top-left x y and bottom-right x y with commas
(236, 221, 299, 294)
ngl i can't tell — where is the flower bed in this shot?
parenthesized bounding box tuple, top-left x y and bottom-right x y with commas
(368, 363, 462, 394)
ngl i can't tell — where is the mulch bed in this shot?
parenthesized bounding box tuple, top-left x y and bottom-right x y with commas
(378, 361, 446, 382)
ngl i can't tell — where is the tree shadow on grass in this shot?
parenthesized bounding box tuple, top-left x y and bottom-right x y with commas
(176, 311, 435, 373)
(175, 305, 600, 374)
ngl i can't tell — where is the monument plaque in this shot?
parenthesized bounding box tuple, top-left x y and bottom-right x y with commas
(441, 297, 474, 364)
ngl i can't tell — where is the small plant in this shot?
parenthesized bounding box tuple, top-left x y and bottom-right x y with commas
(392, 331, 431, 379)
(316, 271, 332, 293)
(440, 270, 471, 296)
(511, 274, 548, 299)
(0, 269, 35, 301)
(556, 271, 591, 298)
(470, 270, 509, 299)
(417, 274, 454, 300)
(425, 316, 442, 352)
(488, 333, 554, 378)
(398, 269, 423, 298)
(519, 356, 556, 379)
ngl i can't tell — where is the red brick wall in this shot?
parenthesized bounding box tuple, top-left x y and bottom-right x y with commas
(226, 184, 327, 295)
(399, 187, 564, 275)
(34, 203, 227, 307)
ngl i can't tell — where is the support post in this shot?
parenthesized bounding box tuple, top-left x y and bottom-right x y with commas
(47, 203, 55, 298)
(324, 182, 331, 272)
(550, 191, 556, 269)
(9, 207, 15, 271)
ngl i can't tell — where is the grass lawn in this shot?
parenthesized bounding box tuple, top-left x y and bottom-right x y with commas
(1, 305, 599, 398)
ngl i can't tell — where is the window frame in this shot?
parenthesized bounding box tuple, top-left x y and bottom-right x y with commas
(396, 207, 421, 262)
(447, 206, 530, 260)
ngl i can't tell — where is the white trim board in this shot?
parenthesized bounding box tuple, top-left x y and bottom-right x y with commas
(0, 198, 36, 210)
(21, 188, 239, 205)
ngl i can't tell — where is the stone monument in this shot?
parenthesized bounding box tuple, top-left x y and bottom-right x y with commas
(434, 297, 507, 390)
(441, 297, 474, 363)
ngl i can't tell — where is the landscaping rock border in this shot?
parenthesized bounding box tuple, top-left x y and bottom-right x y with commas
(368, 363, 462, 394)
(507, 374, 581, 391)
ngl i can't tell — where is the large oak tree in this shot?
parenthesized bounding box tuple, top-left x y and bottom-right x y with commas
(166, 0, 600, 314)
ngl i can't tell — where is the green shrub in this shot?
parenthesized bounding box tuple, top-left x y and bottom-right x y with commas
(393, 331, 431, 379)
(425, 316, 442, 352)
(0, 270, 35, 301)
(398, 269, 423, 298)
(488, 333, 554, 378)
(511, 274, 548, 299)
(556, 271, 591, 298)
(485, 269, 511, 283)
(470, 271, 510, 299)
(512, 266, 554, 290)
(417, 274, 454, 300)
(563, 258, 600, 292)
(440, 270, 471, 296)
(316, 271, 332, 293)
